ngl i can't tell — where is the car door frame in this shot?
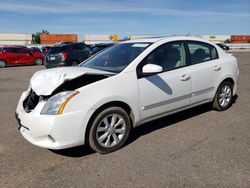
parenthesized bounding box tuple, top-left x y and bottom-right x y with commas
(1, 47, 17, 65)
(15, 48, 34, 65)
(184, 40, 222, 105)
(136, 40, 193, 123)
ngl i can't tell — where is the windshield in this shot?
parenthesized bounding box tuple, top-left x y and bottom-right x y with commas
(80, 43, 151, 73)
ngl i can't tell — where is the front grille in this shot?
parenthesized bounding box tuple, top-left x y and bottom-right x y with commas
(23, 89, 39, 113)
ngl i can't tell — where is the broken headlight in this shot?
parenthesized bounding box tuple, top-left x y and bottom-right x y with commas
(41, 91, 79, 115)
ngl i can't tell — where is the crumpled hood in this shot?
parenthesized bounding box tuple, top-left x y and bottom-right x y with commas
(30, 67, 114, 96)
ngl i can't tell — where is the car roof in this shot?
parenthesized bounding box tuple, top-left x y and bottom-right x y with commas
(0, 45, 29, 49)
(121, 36, 216, 45)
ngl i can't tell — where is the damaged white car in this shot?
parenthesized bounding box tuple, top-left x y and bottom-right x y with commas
(16, 37, 239, 153)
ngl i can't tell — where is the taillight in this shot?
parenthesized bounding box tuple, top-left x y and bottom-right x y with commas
(60, 52, 68, 61)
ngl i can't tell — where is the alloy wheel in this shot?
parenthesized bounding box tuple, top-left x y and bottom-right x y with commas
(218, 85, 232, 107)
(96, 113, 126, 148)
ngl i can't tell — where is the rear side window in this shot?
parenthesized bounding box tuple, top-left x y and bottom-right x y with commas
(187, 41, 218, 64)
(16, 48, 30, 54)
(48, 47, 67, 54)
(71, 43, 85, 51)
(2, 48, 15, 53)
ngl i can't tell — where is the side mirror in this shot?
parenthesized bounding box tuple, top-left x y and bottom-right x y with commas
(142, 64, 163, 74)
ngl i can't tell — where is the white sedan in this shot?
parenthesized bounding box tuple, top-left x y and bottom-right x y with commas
(16, 37, 239, 153)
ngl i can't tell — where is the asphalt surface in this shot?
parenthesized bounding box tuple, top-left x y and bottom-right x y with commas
(0, 52, 249, 188)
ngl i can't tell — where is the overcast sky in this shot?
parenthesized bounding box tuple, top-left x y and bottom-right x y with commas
(0, 0, 249, 40)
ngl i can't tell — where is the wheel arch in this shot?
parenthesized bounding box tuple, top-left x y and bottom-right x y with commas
(218, 77, 235, 91)
(34, 57, 44, 65)
(84, 101, 135, 145)
(213, 77, 235, 101)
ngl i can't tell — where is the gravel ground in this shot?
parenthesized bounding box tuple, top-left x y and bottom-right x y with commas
(0, 52, 249, 188)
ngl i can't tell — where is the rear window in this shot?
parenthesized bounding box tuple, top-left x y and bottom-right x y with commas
(48, 47, 67, 54)
(16, 48, 31, 54)
(71, 43, 84, 51)
(187, 41, 218, 64)
(2, 48, 15, 53)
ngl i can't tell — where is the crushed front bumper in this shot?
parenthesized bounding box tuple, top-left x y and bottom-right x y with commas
(15, 91, 88, 150)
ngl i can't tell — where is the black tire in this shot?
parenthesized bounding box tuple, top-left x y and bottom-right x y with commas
(88, 107, 131, 154)
(34, 58, 43, 65)
(0, 60, 6, 68)
(212, 81, 233, 111)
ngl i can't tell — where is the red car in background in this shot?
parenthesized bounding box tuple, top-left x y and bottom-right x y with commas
(0, 46, 45, 68)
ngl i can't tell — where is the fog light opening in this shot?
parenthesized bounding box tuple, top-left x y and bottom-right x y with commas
(48, 135, 55, 143)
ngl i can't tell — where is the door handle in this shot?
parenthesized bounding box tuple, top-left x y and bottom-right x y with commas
(181, 74, 191, 81)
(214, 65, 221, 71)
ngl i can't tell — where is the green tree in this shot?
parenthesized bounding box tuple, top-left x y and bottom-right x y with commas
(32, 30, 49, 44)
(224, 39, 231, 43)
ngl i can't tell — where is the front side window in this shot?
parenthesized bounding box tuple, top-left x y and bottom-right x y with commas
(139, 41, 186, 73)
(81, 43, 151, 73)
(187, 41, 218, 64)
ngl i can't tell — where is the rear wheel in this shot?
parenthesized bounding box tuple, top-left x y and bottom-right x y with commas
(0, 60, 6, 68)
(34, 58, 43, 65)
(212, 81, 233, 111)
(88, 107, 131, 153)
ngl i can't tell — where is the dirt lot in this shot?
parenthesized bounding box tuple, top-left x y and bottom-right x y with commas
(0, 52, 249, 188)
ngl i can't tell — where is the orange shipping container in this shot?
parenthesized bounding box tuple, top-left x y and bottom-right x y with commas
(40, 34, 78, 44)
(231, 35, 250, 43)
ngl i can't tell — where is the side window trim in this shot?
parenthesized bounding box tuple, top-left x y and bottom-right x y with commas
(137, 40, 187, 79)
(186, 40, 219, 65)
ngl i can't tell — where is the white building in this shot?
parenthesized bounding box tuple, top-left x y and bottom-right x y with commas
(129, 34, 160, 40)
(0, 34, 33, 45)
(201, 35, 230, 43)
(83, 34, 118, 44)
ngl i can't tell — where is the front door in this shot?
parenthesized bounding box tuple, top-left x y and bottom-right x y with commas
(15, 48, 34, 64)
(137, 41, 192, 121)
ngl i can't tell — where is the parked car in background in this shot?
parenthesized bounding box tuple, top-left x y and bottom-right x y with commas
(16, 37, 239, 153)
(0, 46, 45, 68)
(44, 42, 92, 68)
(89, 43, 113, 55)
(216, 43, 230, 51)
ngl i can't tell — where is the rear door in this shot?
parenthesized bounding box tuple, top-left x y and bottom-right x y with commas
(15, 48, 34, 64)
(186, 41, 222, 104)
(1, 48, 17, 65)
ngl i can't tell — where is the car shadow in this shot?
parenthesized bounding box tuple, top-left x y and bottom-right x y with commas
(126, 103, 212, 146)
(49, 145, 95, 157)
(50, 95, 238, 157)
(127, 94, 238, 145)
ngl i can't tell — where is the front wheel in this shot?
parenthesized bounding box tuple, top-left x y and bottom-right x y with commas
(88, 107, 131, 154)
(34, 58, 43, 65)
(212, 81, 233, 111)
